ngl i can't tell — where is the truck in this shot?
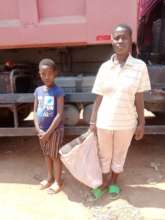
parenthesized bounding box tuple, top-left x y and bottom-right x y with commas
(0, 0, 165, 137)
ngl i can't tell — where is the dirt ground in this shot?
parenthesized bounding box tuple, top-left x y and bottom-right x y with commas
(0, 134, 165, 220)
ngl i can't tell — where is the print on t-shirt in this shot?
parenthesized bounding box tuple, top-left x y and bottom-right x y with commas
(38, 96, 55, 118)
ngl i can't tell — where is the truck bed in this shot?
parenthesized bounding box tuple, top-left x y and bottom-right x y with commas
(0, 0, 137, 48)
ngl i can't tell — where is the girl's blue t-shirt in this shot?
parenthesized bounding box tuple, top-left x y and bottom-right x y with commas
(34, 85, 64, 131)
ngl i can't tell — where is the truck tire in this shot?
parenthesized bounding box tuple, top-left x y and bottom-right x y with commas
(64, 104, 79, 125)
(83, 104, 93, 125)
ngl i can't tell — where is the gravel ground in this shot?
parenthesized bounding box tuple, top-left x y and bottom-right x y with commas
(0, 134, 165, 220)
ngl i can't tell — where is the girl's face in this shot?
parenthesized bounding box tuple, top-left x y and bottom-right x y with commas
(39, 65, 57, 87)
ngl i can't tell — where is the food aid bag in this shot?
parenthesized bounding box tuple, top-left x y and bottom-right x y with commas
(59, 131, 102, 188)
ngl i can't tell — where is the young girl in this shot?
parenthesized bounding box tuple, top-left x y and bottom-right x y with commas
(34, 58, 64, 194)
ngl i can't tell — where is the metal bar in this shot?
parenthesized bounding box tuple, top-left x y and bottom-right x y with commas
(0, 93, 95, 104)
(65, 93, 95, 103)
(0, 126, 88, 137)
(144, 125, 165, 135)
(0, 126, 165, 137)
(0, 104, 15, 108)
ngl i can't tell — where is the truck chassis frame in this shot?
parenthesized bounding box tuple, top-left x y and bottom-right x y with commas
(0, 93, 165, 136)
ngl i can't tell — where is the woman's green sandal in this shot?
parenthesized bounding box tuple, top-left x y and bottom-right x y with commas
(108, 184, 120, 199)
(91, 184, 120, 200)
(91, 187, 105, 200)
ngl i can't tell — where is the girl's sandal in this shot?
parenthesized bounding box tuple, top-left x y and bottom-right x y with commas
(40, 179, 53, 190)
(107, 184, 120, 200)
(47, 181, 64, 194)
(91, 187, 106, 200)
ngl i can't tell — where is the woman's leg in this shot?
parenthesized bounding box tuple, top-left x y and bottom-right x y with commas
(110, 129, 135, 185)
(97, 128, 113, 190)
(110, 171, 119, 184)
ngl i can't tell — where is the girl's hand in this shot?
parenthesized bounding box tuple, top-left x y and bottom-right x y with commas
(39, 131, 51, 143)
(38, 129, 44, 135)
(135, 124, 144, 140)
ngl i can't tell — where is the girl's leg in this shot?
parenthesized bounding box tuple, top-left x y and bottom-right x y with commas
(46, 128, 64, 194)
(44, 156, 54, 182)
(97, 128, 113, 190)
(47, 156, 63, 194)
(40, 156, 54, 189)
(53, 156, 63, 186)
(52, 128, 64, 186)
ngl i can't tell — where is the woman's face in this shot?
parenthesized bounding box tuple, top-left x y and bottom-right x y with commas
(112, 27, 132, 56)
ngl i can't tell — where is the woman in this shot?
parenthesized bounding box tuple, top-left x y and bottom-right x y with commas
(90, 24, 151, 199)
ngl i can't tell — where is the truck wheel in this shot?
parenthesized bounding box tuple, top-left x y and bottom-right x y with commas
(64, 104, 80, 125)
(83, 104, 93, 125)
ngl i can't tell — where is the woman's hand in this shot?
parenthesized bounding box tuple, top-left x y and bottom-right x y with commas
(135, 124, 144, 140)
(89, 123, 97, 135)
(89, 95, 103, 135)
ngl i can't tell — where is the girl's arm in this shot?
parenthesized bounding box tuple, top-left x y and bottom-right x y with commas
(135, 92, 145, 140)
(34, 97, 41, 133)
(89, 95, 103, 131)
(45, 96, 64, 136)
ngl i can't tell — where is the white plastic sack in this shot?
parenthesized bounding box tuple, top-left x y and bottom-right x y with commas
(59, 131, 102, 188)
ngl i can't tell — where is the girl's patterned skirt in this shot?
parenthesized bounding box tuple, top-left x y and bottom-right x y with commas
(40, 127, 64, 159)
